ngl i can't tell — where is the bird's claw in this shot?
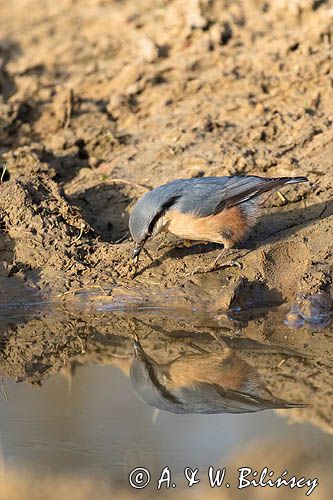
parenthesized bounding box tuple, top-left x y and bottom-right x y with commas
(188, 259, 242, 276)
(214, 259, 243, 271)
(158, 240, 192, 252)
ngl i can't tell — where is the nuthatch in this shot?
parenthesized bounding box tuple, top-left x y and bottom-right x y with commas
(129, 175, 308, 266)
(130, 336, 306, 414)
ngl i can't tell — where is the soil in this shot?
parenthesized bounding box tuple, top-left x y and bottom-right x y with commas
(0, 0, 332, 431)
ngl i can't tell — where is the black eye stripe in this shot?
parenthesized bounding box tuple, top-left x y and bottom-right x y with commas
(147, 195, 180, 236)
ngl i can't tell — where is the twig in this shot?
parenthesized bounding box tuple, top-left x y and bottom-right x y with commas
(98, 178, 149, 192)
(113, 231, 129, 244)
(71, 223, 85, 244)
(0, 164, 7, 184)
(276, 190, 287, 203)
(55, 284, 109, 298)
(64, 88, 74, 129)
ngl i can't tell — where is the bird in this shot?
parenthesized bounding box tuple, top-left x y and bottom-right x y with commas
(129, 335, 307, 414)
(128, 175, 308, 269)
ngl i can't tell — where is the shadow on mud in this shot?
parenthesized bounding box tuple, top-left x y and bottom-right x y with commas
(69, 183, 134, 243)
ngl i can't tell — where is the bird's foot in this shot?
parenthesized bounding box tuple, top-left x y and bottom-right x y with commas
(213, 259, 242, 271)
(209, 331, 228, 349)
(188, 259, 242, 276)
(188, 247, 242, 275)
(158, 239, 193, 252)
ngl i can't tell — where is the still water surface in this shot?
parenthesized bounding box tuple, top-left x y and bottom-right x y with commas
(0, 298, 332, 497)
(0, 365, 330, 479)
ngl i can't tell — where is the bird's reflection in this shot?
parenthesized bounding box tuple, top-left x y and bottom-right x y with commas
(130, 335, 307, 415)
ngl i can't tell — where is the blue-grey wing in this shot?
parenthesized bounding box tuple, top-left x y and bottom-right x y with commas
(173, 176, 264, 217)
(173, 175, 304, 217)
(176, 383, 298, 414)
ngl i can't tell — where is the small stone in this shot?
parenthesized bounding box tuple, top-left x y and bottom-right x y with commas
(186, 0, 208, 30)
(210, 22, 233, 46)
(138, 36, 159, 62)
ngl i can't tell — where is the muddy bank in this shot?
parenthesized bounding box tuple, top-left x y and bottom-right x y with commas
(0, 0, 332, 311)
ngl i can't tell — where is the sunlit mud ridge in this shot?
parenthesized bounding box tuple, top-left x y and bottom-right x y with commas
(0, 0, 332, 314)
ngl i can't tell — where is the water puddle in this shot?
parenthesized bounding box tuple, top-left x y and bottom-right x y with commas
(0, 294, 332, 497)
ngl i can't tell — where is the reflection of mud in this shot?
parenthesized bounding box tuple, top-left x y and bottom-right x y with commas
(0, 232, 43, 335)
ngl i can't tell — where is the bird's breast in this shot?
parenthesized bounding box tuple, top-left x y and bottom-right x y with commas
(163, 206, 254, 246)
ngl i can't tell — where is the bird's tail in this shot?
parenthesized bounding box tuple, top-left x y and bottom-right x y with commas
(221, 176, 308, 211)
(255, 380, 308, 410)
(255, 176, 309, 194)
(132, 333, 144, 356)
(273, 399, 308, 409)
(283, 176, 308, 185)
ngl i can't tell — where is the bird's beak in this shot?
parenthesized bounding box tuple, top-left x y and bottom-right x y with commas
(133, 335, 143, 357)
(132, 244, 142, 262)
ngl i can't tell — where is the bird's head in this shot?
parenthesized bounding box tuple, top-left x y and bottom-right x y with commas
(129, 183, 183, 261)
